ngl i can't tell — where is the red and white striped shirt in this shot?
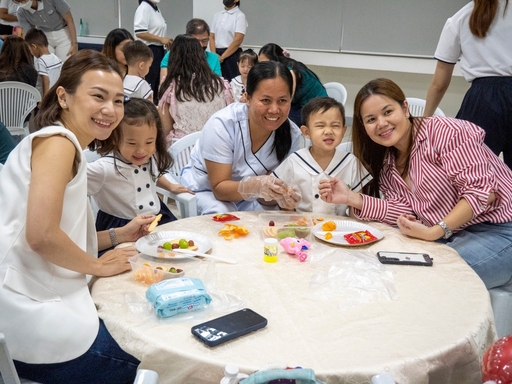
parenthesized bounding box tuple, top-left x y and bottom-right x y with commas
(354, 117, 512, 230)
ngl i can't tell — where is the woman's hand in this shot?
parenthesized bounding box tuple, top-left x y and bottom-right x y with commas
(95, 246, 138, 277)
(238, 175, 295, 202)
(396, 213, 440, 241)
(117, 215, 156, 243)
(319, 178, 350, 204)
(160, 36, 173, 49)
(276, 185, 301, 210)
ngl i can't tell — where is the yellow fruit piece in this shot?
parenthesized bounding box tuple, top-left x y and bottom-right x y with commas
(218, 224, 249, 240)
(316, 217, 324, 221)
(148, 213, 162, 232)
(325, 232, 333, 240)
(322, 221, 337, 231)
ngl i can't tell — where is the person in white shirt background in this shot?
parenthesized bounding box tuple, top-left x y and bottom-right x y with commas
(0, 0, 20, 36)
(209, 0, 247, 82)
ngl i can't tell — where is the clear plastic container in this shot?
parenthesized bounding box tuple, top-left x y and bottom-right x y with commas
(259, 213, 314, 241)
(129, 253, 201, 285)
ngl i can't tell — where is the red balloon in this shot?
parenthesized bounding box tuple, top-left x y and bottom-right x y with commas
(482, 335, 512, 383)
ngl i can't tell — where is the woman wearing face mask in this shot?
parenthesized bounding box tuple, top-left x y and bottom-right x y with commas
(134, 0, 172, 104)
(209, 0, 247, 82)
(13, 0, 78, 62)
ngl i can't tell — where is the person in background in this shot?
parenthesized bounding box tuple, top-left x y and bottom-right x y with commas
(134, 0, 172, 104)
(259, 43, 327, 127)
(230, 48, 257, 102)
(0, 0, 20, 36)
(87, 97, 191, 242)
(158, 34, 232, 146)
(0, 121, 16, 164)
(0, 49, 150, 384)
(14, 0, 78, 62)
(102, 28, 134, 78)
(24, 28, 63, 96)
(180, 61, 302, 214)
(160, 18, 221, 83)
(123, 40, 153, 100)
(0, 35, 37, 86)
(319, 78, 512, 290)
(424, 0, 512, 169)
(273, 97, 371, 215)
(209, 0, 247, 82)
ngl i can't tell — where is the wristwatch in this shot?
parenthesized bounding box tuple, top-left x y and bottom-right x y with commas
(437, 221, 453, 239)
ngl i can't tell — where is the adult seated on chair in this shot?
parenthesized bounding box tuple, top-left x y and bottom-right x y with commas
(0, 120, 16, 164)
(0, 35, 37, 86)
(319, 78, 512, 290)
(181, 61, 302, 214)
(0, 50, 154, 384)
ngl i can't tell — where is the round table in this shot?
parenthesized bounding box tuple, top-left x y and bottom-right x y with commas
(91, 212, 496, 384)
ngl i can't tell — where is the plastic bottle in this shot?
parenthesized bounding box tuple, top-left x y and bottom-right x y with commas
(220, 364, 248, 384)
(79, 18, 84, 37)
(263, 238, 278, 263)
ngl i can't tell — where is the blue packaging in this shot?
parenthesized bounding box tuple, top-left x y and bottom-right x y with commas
(146, 277, 212, 318)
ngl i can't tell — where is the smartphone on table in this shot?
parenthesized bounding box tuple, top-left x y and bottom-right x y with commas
(377, 251, 433, 266)
(191, 308, 267, 347)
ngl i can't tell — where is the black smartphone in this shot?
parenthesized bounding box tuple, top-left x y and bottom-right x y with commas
(377, 251, 433, 266)
(191, 308, 267, 347)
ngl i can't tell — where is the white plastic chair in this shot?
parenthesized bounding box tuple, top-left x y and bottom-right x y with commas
(337, 141, 353, 153)
(0, 333, 39, 384)
(406, 97, 445, 117)
(158, 132, 201, 218)
(323, 82, 348, 105)
(0, 82, 41, 138)
(489, 280, 512, 337)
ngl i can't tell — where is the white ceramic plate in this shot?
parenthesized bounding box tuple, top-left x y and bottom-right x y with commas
(136, 230, 213, 258)
(313, 220, 384, 246)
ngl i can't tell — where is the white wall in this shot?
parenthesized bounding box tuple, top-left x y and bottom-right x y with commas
(193, 0, 223, 26)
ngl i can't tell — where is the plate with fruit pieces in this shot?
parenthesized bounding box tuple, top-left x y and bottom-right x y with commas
(136, 230, 212, 258)
(312, 220, 384, 246)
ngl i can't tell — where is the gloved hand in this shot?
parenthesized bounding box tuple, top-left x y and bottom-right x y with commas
(237, 175, 299, 204)
(276, 185, 301, 210)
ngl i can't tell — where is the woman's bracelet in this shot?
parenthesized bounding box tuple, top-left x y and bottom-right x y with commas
(108, 228, 119, 247)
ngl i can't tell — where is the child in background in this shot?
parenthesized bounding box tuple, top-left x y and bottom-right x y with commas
(273, 97, 371, 215)
(87, 98, 193, 237)
(24, 28, 63, 96)
(122, 40, 154, 100)
(230, 48, 257, 102)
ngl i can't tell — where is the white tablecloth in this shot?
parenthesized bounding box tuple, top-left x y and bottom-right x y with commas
(91, 212, 496, 384)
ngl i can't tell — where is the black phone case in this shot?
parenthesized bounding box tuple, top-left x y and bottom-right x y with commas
(191, 308, 267, 347)
(377, 251, 433, 266)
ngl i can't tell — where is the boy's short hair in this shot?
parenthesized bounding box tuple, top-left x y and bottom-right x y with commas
(24, 28, 48, 48)
(301, 96, 346, 127)
(122, 40, 153, 66)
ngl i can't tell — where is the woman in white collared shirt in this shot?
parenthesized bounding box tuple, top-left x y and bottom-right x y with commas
(209, 0, 247, 82)
(14, 0, 78, 61)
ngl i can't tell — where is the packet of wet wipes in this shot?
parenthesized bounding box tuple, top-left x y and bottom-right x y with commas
(146, 277, 212, 318)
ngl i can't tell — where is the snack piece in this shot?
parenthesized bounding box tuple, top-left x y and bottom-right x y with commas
(218, 223, 249, 240)
(322, 221, 337, 231)
(325, 232, 333, 240)
(212, 213, 240, 222)
(344, 230, 378, 245)
(134, 262, 184, 284)
(262, 226, 279, 238)
(157, 239, 198, 254)
(148, 214, 162, 232)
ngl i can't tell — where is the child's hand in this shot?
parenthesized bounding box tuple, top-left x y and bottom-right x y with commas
(118, 215, 156, 242)
(169, 183, 195, 195)
(318, 178, 350, 204)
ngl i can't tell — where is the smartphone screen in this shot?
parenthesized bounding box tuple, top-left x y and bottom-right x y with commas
(377, 251, 433, 266)
(191, 308, 267, 347)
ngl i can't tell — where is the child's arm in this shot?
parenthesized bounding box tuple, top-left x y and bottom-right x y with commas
(157, 175, 194, 195)
(319, 177, 363, 210)
(42, 75, 50, 96)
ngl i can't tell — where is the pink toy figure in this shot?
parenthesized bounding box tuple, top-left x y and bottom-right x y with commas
(279, 237, 311, 262)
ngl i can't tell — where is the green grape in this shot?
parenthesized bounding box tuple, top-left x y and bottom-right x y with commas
(178, 239, 189, 249)
(162, 242, 173, 250)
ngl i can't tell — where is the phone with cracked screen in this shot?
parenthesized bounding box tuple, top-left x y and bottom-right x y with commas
(191, 308, 267, 347)
(377, 251, 433, 266)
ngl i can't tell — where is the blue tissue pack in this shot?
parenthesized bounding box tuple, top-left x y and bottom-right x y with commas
(146, 277, 212, 318)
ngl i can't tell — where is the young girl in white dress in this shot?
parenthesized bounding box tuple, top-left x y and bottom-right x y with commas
(230, 48, 258, 102)
(88, 97, 193, 241)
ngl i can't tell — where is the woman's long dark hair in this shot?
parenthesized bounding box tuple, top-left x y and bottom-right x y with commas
(0, 36, 35, 78)
(258, 43, 321, 99)
(102, 28, 134, 61)
(246, 61, 294, 163)
(352, 78, 415, 198)
(158, 34, 225, 102)
(470, 0, 509, 37)
(95, 97, 172, 177)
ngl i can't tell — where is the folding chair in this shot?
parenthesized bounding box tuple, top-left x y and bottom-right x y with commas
(0, 82, 41, 138)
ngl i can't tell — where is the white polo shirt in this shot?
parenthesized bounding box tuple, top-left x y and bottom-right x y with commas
(211, 6, 247, 48)
(134, 0, 167, 46)
(434, 0, 512, 82)
(0, 0, 20, 27)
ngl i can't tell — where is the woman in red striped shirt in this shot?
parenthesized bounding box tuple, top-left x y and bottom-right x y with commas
(319, 78, 512, 289)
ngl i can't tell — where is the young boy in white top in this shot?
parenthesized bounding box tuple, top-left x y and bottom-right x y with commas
(273, 97, 371, 215)
(24, 28, 62, 96)
(122, 40, 154, 100)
